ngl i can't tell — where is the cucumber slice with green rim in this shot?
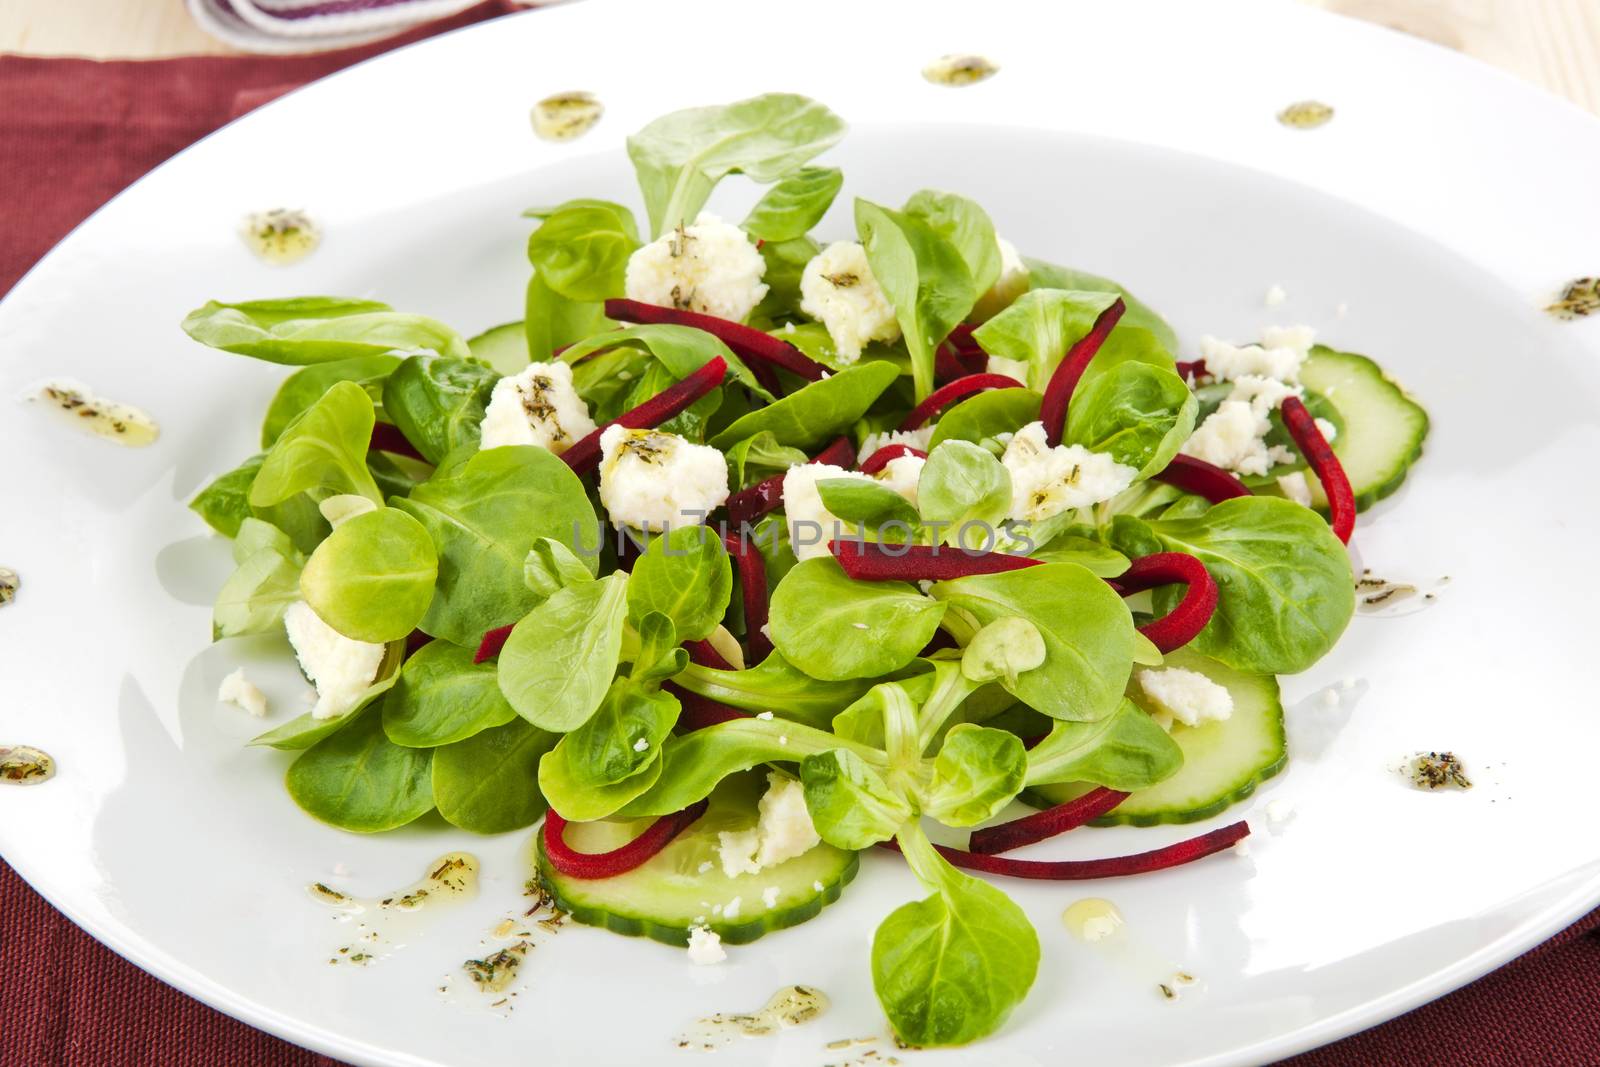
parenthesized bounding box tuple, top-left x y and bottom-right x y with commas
(536, 772, 857, 946)
(1298, 345, 1429, 510)
(1025, 648, 1284, 825)
(467, 321, 530, 376)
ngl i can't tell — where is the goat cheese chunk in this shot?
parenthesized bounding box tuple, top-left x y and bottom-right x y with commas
(283, 601, 386, 721)
(874, 454, 926, 507)
(1198, 323, 1316, 384)
(1277, 470, 1314, 506)
(716, 773, 821, 877)
(781, 463, 865, 561)
(217, 668, 268, 718)
(1138, 667, 1234, 727)
(1181, 374, 1308, 477)
(686, 926, 726, 965)
(971, 235, 1031, 321)
(859, 426, 933, 461)
(598, 426, 729, 532)
(1000, 421, 1136, 522)
(624, 213, 768, 322)
(479, 360, 596, 454)
(799, 241, 900, 363)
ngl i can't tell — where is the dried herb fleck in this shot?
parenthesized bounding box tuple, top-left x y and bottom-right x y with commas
(922, 54, 999, 87)
(1278, 100, 1334, 129)
(463, 941, 530, 993)
(531, 91, 604, 142)
(1408, 751, 1472, 790)
(1546, 277, 1600, 320)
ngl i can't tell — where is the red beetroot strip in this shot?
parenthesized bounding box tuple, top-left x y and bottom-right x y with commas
(968, 787, 1130, 854)
(560, 355, 728, 476)
(1280, 396, 1355, 544)
(898, 373, 1023, 432)
(858, 444, 928, 475)
(1039, 298, 1126, 446)
(879, 821, 1249, 880)
(935, 341, 987, 382)
(1153, 454, 1252, 503)
(604, 299, 828, 383)
(722, 531, 773, 663)
(1175, 358, 1206, 381)
(369, 421, 425, 461)
(473, 623, 514, 664)
(724, 435, 856, 526)
(543, 800, 710, 880)
(664, 681, 749, 731)
(1105, 552, 1219, 653)
(683, 639, 734, 670)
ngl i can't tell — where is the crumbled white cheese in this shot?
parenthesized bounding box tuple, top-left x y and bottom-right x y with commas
(1197, 323, 1316, 384)
(1264, 283, 1287, 307)
(722, 896, 743, 920)
(697, 861, 714, 874)
(632, 737, 650, 752)
(756, 711, 774, 721)
(1137, 666, 1234, 728)
(812, 880, 825, 893)
(761, 886, 780, 909)
(217, 668, 267, 718)
(283, 601, 386, 720)
(971, 235, 1031, 321)
(1264, 799, 1295, 826)
(686, 926, 726, 965)
(1260, 324, 1315, 356)
(985, 354, 1031, 383)
(1314, 417, 1338, 443)
(716, 773, 821, 877)
(1277, 470, 1314, 506)
(1229, 374, 1303, 414)
(859, 426, 933, 460)
(780, 462, 867, 560)
(624, 213, 768, 322)
(798, 241, 900, 363)
(1232, 838, 1252, 858)
(598, 426, 729, 532)
(1000, 421, 1136, 521)
(874, 454, 925, 507)
(1181, 404, 1269, 477)
(479, 360, 596, 453)
(1320, 688, 1341, 708)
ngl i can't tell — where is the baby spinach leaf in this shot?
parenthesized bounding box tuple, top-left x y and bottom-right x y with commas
(926, 388, 1040, 451)
(627, 92, 847, 237)
(1022, 697, 1182, 789)
(182, 297, 469, 365)
(525, 199, 640, 302)
(973, 288, 1173, 397)
(672, 652, 874, 728)
(931, 563, 1134, 722)
(262, 354, 402, 447)
(299, 507, 437, 642)
(524, 537, 593, 598)
(524, 269, 611, 363)
(285, 702, 435, 832)
(249, 381, 383, 509)
(250, 642, 405, 751)
(540, 745, 665, 822)
(548, 668, 679, 790)
(769, 557, 946, 681)
(856, 198, 977, 401)
(498, 573, 629, 731)
(918, 441, 1011, 546)
(1063, 360, 1197, 479)
(560, 322, 771, 402)
(960, 616, 1046, 687)
(754, 235, 821, 319)
(903, 189, 1001, 298)
(921, 724, 1027, 826)
(432, 718, 558, 834)
(191, 455, 264, 539)
(393, 445, 600, 645)
(800, 748, 912, 848)
(1027, 534, 1131, 577)
(817, 477, 921, 530)
(708, 360, 900, 450)
(742, 166, 843, 242)
(467, 320, 530, 376)
(382, 640, 517, 748)
(725, 430, 808, 489)
(627, 526, 732, 641)
(1112, 498, 1355, 674)
(1023, 258, 1178, 353)
(381, 354, 499, 464)
(213, 518, 304, 639)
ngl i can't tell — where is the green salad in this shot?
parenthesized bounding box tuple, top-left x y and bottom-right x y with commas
(190, 92, 1428, 1046)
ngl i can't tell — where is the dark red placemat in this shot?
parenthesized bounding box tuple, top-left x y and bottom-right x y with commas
(2, 8, 1597, 1063)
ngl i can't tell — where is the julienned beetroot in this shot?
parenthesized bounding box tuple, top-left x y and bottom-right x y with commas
(858, 444, 928, 475)
(559, 355, 728, 476)
(473, 623, 514, 664)
(880, 820, 1249, 880)
(898, 373, 1024, 432)
(1153, 454, 1252, 502)
(1281, 395, 1355, 543)
(967, 787, 1129, 854)
(663, 681, 749, 731)
(543, 800, 710, 880)
(1038, 298, 1126, 446)
(603, 299, 828, 382)
(683, 638, 733, 670)
(369, 421, 425, 461)
(723, 435, 856, 526)
(1106, 552, 1219, 653)
(721, 531, 773, 662)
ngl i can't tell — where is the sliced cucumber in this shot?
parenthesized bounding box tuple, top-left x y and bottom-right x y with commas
(1026, 649, 1285, 825)
(535, 772, 857, 947)
(467, 321, 530, 376)
(1298, 345, 1429, 510)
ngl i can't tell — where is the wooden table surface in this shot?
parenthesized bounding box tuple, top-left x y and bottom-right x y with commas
(3, 0, 1598, 114)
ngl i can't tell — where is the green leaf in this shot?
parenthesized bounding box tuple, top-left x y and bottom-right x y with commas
(960, 616, 1046, 687)
(816, 477, 921, 530)
(856, 198, 977, 402)
(627, 526, 732, 641)
(380, 354, 500, 465)
(525, 199, 640, 301)
(523, 269, 611, 363)
(742, 166, 843, 242)
(432, 718, 559, 833)
(382, 640, 517, 748)
(671, 652, 874, 729)
(212, 518, 304, 639)
(497, 573, 629, 731)
(708, 360, 900, 450)
(725, 430, 808, 489)
(299, 507, 437, 642)
(1022, 697, 1183, 790)
(249, 381, 382, 508)
(753, 235, 820, 319)
(559, 322, 771, 403)
(546, 669, 679, 789)
(1023, 258, 1178, 353)
(769, 557, 946, 681)
(917, 441, 1011, 547)
(921, 724, 1027, 826)
(182, 296, 468, 365)
(903, 189, 1001, 298)
(523, 537, 593, 598)
(392, 445, 600, 645)
(1026, 533, 1131, 577)
(262, 354, 402, 447)
(799, 748, 912, 849)
(926, 388, 1040, 451)
(539, 745, 665, 822)
(1064, 361, 1197, 479)
(190, 455, 264, 540)
(249, 642, 405, 750)
(285, 703, 435, 832)
(627, 92, 847, 237)
(467, 321, 531, 377)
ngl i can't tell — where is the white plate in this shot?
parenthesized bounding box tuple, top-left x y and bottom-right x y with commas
(3, 1, 1599, 1064)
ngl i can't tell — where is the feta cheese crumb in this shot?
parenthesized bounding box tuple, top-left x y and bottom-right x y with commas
(1232, 838, 1252, 858)
(686, 926, 726, 965)
(217, 668, 268, 718)
(283, 601, 386, 720)
(632, 737, 650, 752)
(1197, 323, 1315, 384)
(1320, 688, 1340, 708)
(1182, 402, 1269, 475)
(859, 426, 933, 460)
(697, 861, 713, 874)
(598, 426, 729, 532)
(715, 773, 821, 877)
(1277, 470, 1314, 506)
(874, 454, 926, 507)
(1137, 666, 1234, 727)
(761, 886, 780, 909)
(722, 896, 743, 920)
(1264, 799, 1295, 826)
(756, 711, 774, 721)
(971, 235, 1031, 321)
(1000, 421, 1136, 521)
(479, 361, 596, 453)
(778, 735, 788, 745)
(1314, 417, 1338, 443)
(1264, 283, 1287, 307)
(812, 880, 825, 893)
(624, 213, 768, 322)
(799, 241, 900, 362)
(780, 463, 868, 560)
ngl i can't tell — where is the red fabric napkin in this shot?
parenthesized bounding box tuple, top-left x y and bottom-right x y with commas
(2, 7, 1596, 1063)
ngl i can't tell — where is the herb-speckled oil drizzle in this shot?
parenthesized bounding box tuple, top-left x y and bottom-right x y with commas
(242, 208, 320, 264)
(1277, 100, 1334, 129)
(30, 382, 159, 446)
(922, 54, 999, 87)
(309, 853, 478, 967)
(0, 746, 55, 785)
(1407, 751, 1472, 790)
(0, 567, 17, 606)
(532, 92, 604, 142)
(1356, 570, 1449, 616)
(676, 985, 830, 1051)
(1546, 277, 1600, 320)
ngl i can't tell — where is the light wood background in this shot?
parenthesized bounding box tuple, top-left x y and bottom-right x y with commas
(3, 0, 1598, 114)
